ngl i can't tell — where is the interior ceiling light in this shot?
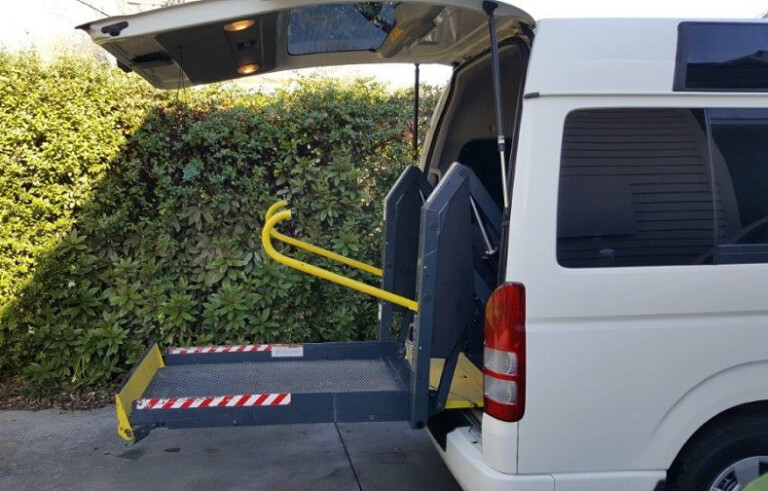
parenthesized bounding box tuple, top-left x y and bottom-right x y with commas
(224, 19, 255, 32)
(237, 63, 260, 75)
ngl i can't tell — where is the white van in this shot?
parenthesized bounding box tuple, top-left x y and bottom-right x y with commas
(81, 2, 768, 490)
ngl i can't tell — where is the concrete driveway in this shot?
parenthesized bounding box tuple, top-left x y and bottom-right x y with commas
(0, 407, 461, 490)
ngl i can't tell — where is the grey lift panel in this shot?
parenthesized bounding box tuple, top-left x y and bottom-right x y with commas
(380, 166, 432, 339)
(410, 163, 476, 427)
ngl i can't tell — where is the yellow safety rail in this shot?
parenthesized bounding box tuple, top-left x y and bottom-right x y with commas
(262, 207, 418, 312)
(265, 201, 383, 277)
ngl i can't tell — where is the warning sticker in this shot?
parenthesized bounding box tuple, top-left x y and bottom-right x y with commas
(271, 345, 304, 358)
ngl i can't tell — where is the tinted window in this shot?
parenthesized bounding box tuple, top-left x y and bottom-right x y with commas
(557, 109, 715, 268)
(288, 3, 396, 55)
(675, 22, 768, 92)
(708, 109, 768, 263)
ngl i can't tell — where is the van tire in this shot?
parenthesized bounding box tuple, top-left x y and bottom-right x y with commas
(665, 410, 768, 491)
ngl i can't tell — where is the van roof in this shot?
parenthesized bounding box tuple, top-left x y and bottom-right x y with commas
(526, 18, 768, 96)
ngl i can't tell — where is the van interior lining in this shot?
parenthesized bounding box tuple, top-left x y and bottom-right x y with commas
(427, 41, 527, 210)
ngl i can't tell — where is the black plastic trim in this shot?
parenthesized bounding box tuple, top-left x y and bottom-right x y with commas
(427, 410, 473, 450)
(101, 21, 128, 37)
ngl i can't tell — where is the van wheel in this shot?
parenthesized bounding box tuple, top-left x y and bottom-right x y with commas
(666, 411, 768, 491)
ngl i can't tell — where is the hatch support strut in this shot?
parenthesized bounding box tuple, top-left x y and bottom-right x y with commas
(482, 1, 509, 209)
(413, 63, 420, 162)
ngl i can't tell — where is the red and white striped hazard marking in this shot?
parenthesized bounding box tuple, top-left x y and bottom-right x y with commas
(167, 345, 272, 355)
(136, 393, 291, 410)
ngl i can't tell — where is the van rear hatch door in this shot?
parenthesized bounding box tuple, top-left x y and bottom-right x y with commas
(78, 0, 533, 89)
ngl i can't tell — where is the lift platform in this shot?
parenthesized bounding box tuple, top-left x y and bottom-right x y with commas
(117, 341, 410, 441)
(117, 340, 483, 442)
(115, 163, 498, 442)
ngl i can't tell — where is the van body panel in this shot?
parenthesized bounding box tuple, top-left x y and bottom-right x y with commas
(434, 426, 555, 491)
(526, 19, 679, 95)
(505, 91, 768, 476)
(481, 414, 518, 474)
(434, 425, 664, 491)
(527, 19, 768, 96)
(552, 472, 666, 491)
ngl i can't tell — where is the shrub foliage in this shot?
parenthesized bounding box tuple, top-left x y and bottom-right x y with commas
(0, 52, 438, 392)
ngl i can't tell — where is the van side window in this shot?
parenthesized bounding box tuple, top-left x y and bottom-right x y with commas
(558, 107, 768, 268)
(557, 108, 715, 268)
(675, 22, 768, 92)
(707, 109, 768, 264)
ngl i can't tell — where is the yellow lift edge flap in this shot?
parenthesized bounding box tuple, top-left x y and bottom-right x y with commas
(115, 343, 165, 441)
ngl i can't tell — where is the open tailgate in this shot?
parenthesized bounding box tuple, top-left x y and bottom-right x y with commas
(78, 0, 533, 89)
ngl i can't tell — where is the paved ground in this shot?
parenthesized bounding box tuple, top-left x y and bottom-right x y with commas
(0, 407, 461, 490)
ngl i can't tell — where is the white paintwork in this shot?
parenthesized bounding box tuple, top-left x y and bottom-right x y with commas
(433, 18, 768, 491)
(433, 425, 664, 491)
(432, 426, 555, 491)
(481, 413, 518, 474)
(525, 18, 680, 95)
(527, 18, 768, 96)
(507, 92, 768, 475)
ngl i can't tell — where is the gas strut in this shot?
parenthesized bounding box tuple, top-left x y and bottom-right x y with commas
(482, 1, 509, 209)
(413, 63, 420, 162)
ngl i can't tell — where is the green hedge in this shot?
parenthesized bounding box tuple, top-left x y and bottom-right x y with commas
(0, 51, 439, 392)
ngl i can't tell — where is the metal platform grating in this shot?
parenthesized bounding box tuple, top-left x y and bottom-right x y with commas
(142, 358, 407, 399)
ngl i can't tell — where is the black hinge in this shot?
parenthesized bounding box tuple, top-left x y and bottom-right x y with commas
(116, 60, 133, 74)
(101, 21, 129, 37)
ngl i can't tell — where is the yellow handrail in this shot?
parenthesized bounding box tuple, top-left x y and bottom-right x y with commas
(265, 201, 383, 277)
(262, 209, 418, 312)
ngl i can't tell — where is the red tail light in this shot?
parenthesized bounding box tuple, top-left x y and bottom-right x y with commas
(483, 283, 526, 422)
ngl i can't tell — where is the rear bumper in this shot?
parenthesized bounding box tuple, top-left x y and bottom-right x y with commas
(431, 426, 555, 491)
(431, 425, 666, 491)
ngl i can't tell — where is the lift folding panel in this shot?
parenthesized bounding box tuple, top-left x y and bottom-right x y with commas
(379, 166, 433, 340)
(410, 163, 477, 427)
